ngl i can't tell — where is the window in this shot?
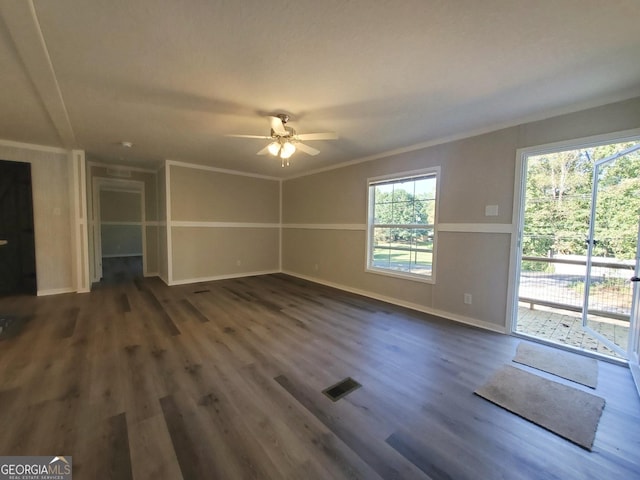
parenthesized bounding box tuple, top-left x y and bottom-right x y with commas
(366, 169, 439, 282)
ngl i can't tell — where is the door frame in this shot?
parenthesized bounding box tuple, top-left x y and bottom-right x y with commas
(507, 128, 640, 363)
(91, 177, 146, 283)
(581, 143, 640, 356)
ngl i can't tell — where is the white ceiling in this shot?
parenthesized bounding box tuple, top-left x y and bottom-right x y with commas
(1, 0, 639, 177)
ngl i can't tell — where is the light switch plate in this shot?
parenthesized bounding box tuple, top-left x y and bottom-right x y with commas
(485, 205, 499, 216)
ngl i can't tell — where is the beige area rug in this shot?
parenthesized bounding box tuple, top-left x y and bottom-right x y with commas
(475, 365, 605, 450)
(513, 342, 598, 388)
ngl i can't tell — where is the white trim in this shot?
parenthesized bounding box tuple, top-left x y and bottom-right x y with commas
(144, 271, 159, 278)
(517, 127, 640, 157)
(282, 271, 507, 334)
(631, 361, 640, 399)
(365, 166, 440, 285)
(88, 160, 158, 174)
(365, 266, 435, 284)
(165, 161, 173, 283)
(37, 287, 75, 297)
(438, 223, 514, 234)
(169, 270, 280, 286)
(70, 150, 90, 293)
(170, 221, 280, 228)
(100, 186, 141, 194)
(282, 223, 366, 231)
(101, 221, 144, 226)
(166, 159, 280, 181)
(0, 138, 67, 154)
(145, 221, 161, 227)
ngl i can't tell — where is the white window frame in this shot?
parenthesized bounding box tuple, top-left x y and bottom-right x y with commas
(365, 167, 440, 284)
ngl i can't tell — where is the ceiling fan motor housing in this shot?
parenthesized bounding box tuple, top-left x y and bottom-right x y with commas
(271, 125, 295, 138)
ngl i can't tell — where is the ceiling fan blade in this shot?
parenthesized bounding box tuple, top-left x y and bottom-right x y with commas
(256, 145, 271, 155)
(295, 132, 338, 141)
(295, 142, 320, 156)
(226, 134, 272, 139)
(268, 116, 288, 136)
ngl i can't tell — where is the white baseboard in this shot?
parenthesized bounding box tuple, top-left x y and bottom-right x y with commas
(37, 287, 76, 297)
(168, 269, 279, 286)
(144, 272, 159, 278)
(281, 270, 508, 334)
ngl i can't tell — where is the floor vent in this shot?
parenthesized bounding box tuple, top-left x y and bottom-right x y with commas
(322, 377, 361, 402)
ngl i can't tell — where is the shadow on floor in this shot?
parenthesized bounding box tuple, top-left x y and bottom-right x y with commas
(98, 256, 143, 286)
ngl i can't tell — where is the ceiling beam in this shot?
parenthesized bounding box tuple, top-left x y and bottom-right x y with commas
(0, 0, 76, 147)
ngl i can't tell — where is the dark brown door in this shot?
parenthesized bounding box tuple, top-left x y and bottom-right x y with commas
(0, 160, 36, 295)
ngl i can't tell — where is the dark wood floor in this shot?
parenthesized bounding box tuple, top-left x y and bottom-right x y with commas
(0, 274, 638, 479)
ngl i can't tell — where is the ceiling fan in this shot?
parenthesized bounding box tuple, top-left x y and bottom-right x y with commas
(226, 114, 338, 167)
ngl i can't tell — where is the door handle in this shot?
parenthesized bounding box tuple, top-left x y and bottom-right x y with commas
(631, 276, 640, 282)
(0, 240, 7, 246)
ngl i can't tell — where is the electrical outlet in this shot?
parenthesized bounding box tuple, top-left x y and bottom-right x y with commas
(236, 259, 242, 266)
(464, 293, 472, 305)
(314, 263, 319, 271)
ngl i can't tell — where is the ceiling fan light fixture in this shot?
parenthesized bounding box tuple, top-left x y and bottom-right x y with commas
(267, 141, 281, 156)
(280, 141, 296, 159)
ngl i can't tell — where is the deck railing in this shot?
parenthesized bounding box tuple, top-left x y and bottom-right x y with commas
(519, 255, 635, 322)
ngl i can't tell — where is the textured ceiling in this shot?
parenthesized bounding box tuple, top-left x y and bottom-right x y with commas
(1, 0, 639, 177)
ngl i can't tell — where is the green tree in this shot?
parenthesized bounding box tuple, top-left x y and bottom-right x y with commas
(523, 142, 639, 265)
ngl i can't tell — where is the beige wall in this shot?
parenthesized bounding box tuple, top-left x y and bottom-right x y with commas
(100, 190, 142, 222)
(170, 165, 280, 223)
(99, 190, 143, 257)
(0, 144, 73, 294)
(165, 162, 280, 283)
(171, 227, 279, 281)
(282, 96, 640, 331)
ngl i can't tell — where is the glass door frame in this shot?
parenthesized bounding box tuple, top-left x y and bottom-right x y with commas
(507, 128, 640, 363)
(629, 221, 640, 396)
(582, 143, 640, 357)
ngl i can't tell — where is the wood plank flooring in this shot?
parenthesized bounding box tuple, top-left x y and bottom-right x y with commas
(0, 273, 639, 479)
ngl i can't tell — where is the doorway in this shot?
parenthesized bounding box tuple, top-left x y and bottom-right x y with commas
(91, 178, 146, 284)
(512, 136, 640, 362)
(0, 160, 36, 295)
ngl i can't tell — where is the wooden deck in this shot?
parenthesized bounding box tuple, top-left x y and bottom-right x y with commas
(516, 304, 629, 359)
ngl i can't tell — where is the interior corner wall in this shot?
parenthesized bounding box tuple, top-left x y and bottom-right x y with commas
(0, 143, 74, 295)
(164, 162, 280, 285)
(281, 96, 640, 332)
